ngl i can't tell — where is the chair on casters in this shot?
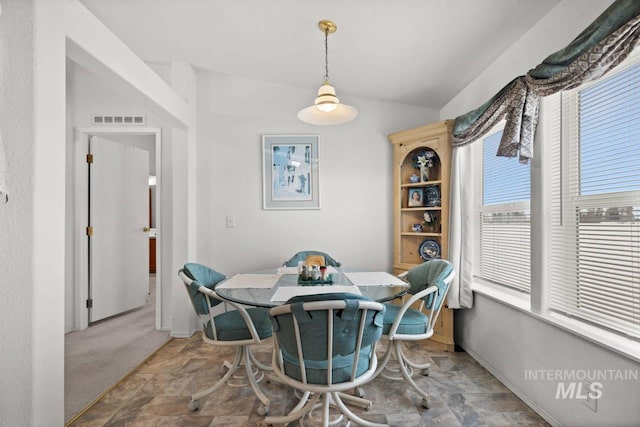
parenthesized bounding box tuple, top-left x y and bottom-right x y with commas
(178, 263, 273, 415)
(264, 293, 388, 427)
(373, 259, 455, 409)
(282, 250, 342, 268)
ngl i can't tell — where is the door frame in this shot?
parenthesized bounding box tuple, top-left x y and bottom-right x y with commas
(74, 126, 163, 330)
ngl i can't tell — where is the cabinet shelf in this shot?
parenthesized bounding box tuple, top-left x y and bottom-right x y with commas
(401, 207, 442, 212)
(389, 119, 454, 352)
(400, 180, 442, 188)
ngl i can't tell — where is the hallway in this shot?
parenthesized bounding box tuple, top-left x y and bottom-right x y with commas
(65, 275, 170, 422)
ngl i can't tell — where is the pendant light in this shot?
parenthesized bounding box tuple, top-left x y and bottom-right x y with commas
(298, 20, 358, 125)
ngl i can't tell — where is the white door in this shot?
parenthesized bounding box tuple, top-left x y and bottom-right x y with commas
(88, 136, 150, 322)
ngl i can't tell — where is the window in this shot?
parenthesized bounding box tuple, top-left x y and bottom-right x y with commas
(549, 59, 640, 339)
(475, 129, 531, 293)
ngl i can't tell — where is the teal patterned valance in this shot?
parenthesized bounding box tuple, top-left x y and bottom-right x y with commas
(452, 0, 640, 163)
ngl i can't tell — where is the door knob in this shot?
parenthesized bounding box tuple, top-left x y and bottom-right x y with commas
(143, 226, 150, 232)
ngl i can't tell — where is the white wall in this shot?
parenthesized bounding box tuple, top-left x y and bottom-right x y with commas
(459, 295, 640, 426)
(0, 1, 38, 423)
(441, 1, 640, 426)
(196, 72, 438, 275)
(0, 1, 192, 425)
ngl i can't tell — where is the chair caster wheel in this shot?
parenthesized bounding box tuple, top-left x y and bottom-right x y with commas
(421, 397, 430, 409)
(421, 367, 430, 376)
(257, 405, 269, 416)
(188, 399, 200, 411)
(354, 387, 365, 398)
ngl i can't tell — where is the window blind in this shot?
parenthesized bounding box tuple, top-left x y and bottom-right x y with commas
(550, 60, 640, 339)
(476, 130, 531, 292)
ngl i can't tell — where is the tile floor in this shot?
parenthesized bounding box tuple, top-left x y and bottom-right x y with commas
(69, 334, 550, 426)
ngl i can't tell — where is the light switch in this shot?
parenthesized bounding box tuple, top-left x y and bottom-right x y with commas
(226, 215, 236, 228)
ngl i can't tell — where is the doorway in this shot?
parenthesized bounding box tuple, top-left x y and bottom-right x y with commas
(87, 135, 149, 322)
(65, 127, 167, 421)
(73, 127, 163, 330)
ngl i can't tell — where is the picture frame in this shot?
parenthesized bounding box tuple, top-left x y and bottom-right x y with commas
(407, 188, 424, 207)
(262, 135, 320, 210)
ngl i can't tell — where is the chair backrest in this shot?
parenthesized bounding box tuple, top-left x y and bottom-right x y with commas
(269, 293, 385, 388)
(180, 263, 227, 315)
(283, 250, 342, 267)
(405, 259, 454, 311)
(179, 264, 267, 344)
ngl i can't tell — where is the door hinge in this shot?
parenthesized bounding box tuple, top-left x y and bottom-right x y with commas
(86, 153, 94, 164)
(86, 299, 93, 308)
(86, 226, 93, 236)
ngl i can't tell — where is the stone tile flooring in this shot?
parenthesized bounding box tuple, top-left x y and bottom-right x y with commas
(68, 334, 550, 426)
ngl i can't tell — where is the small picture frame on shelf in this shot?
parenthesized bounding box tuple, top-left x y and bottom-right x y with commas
(408, 189, 424, 207)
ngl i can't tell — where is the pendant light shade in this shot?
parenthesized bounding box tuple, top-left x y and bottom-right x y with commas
(298, 20, 357, 125)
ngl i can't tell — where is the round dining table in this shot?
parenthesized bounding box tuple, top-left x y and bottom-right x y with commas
(214, 268, 409, 308)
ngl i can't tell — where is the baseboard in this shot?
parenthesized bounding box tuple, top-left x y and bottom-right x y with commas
(170, 330, 197, 338)
(171, 332, 194, 338)
(460, 343, 561, 427)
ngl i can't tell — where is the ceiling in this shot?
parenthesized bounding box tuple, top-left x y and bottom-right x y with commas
(80, 0, 562, 109)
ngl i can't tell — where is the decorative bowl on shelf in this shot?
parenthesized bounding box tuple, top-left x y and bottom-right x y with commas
(424, 185, 441, 207)
(409, 173, 420, 183)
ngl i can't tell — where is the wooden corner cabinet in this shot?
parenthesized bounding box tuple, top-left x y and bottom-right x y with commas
(389, 119, 455, 351)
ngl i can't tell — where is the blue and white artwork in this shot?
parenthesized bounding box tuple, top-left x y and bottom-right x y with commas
(271, 143, 312, 201)
(263, 135, 319, 210)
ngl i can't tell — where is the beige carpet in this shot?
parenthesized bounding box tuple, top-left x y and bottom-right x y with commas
(64, 275, 171, 422)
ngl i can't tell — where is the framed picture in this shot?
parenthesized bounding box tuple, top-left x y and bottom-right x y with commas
(262, 135, 320, 210)
(407, 188, 424, 207)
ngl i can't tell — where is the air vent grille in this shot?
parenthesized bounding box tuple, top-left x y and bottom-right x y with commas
(91, 115, 146, 125)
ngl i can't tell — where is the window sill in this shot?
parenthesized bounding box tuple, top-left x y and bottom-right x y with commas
(470, 281, 640, 363)
(471, 280, 530, 312)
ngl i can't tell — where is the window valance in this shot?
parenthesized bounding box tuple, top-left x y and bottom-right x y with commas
(451, 0, 640, 163)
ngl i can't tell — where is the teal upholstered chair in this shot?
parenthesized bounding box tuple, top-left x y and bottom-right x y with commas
(265, 293, 387, 427)
(283, 250, 342, 267)
(178, 263, 273, 415)
(374, 259, 455, 409)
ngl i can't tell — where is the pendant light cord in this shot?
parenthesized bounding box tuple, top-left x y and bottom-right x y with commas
(324, 28, 330, 82)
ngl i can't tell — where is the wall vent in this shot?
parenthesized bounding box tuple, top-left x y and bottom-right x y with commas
(91, 115, 146, 125)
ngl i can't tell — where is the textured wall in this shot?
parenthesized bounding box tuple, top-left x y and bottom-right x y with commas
(0, 1, 192, 424)
(0, 1, 36, 424)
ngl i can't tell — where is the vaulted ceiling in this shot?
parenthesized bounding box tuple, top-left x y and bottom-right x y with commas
(80, 0, 562, 109)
